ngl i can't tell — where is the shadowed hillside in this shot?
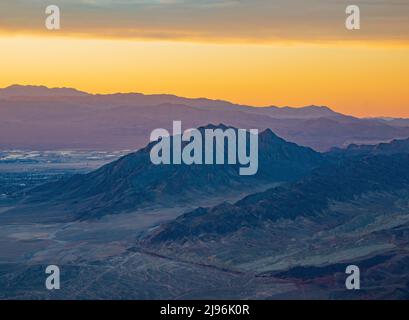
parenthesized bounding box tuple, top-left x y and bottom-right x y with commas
(12, 125, 325, 220)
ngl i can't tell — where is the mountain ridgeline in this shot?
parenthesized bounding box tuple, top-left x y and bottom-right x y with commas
(22, 125, 325, 219)
(146, 154, 409, 243)
(328, 136, 409, 158)
(2, 85, 409, 151)
(3, 111, 409, 299)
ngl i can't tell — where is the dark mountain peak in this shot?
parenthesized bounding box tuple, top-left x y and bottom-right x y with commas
(22, 123, 325, 219)
(197, 124, 279, 138)
(198, 123, 232, 131)
(260, 128, 279, 139)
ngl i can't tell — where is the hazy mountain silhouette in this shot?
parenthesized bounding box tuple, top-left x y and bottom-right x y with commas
(0, 85, 337, 117)
(1, 85, 409, 151)
(0, 84, 87, 98)
(328, 136, 409, 158)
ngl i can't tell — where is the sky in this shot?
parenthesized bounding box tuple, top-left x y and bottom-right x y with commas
(0, 0, 408, 117)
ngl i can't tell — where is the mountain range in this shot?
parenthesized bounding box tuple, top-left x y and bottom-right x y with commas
(7, 121, 409, 224)
(13, 125, 325, 220)
(1, 119, 409, 298)
(146, 154, 409, 243)
(137, 151, 409, 299)
(2, 85, 409, 151)
(2, 85, 409, 299)
(328, 136, 409, 158)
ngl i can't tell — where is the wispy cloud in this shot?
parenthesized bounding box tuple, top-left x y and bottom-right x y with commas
(0, 0, 408, 44)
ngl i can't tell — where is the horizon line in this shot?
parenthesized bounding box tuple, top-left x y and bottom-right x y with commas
(1, 83, 407, 120)
(0, 83, 352, 116)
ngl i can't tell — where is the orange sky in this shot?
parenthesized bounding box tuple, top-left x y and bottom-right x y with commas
(0, 1, 408, 117)
(1, 35, 408, 118)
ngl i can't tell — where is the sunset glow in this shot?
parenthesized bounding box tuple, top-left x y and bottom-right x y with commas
(1, 0, 408, 117)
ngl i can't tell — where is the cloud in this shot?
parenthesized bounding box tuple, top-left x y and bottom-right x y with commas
(0, 0, 408, 44)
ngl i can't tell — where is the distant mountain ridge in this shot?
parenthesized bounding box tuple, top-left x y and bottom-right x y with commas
(0, 85, 88, 98)
(0, 84, 338, 118)
(327, 136, 409, 159)
(1, 84, 409, 152)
